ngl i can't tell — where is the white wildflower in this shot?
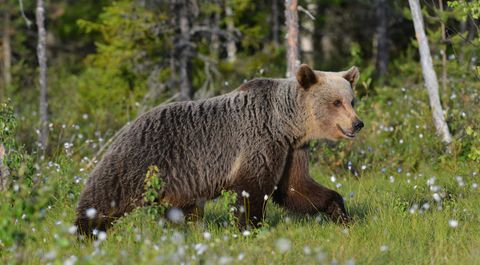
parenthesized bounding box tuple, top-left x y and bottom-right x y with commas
(64, 255, 77, 265)
(97, 231, 107, 241)
(68, 225, 78, 234)
(194, 243, 208, 255)
(430, 185, 440, 192)
(85, 208, 97, 219)
(167, 208, 185, 224)
(448, 219, 458, 228)
(409, 204, 419, 214)
(427, 177, 436, 186)
(346, 258, 356, 265)
(237, 252, 245, 260)
(275, 238, 291, 253)
(303, 246, 312, 255)
(44, 251, 56, 260)
(203, 232, 211, 241)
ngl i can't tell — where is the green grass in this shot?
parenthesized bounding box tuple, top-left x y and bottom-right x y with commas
(4, 159, 479, 265)
(1, 82, 479, 264)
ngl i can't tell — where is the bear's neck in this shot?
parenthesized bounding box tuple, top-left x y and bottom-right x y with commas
(270, 79, 308, 147)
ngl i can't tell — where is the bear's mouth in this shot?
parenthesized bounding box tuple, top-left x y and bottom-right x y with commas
(337, 124, 356, 138)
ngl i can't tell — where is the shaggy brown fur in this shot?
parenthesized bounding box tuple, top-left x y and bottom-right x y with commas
(75, 64, 363, 235)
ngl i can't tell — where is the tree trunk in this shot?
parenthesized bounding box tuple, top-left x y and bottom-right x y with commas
(36, 0, 48, 149)
(438, 0, 447, 97)
(272, 0, 280, 48)
(408, 0, 452, 145)
(285, 0, 299, 78)
(465, 18, 476, 71)
(466, 17, 476, 43)
(2, 4, 12, 101)
(176, 0, 193, 101)
(458, 19, 466, 64)
(225, 1, 237, 62)
(210, 3, 221, 59)
(0, 144, 9, 191)
(300, 3, 316, 67)
(375, 0, 389, 78)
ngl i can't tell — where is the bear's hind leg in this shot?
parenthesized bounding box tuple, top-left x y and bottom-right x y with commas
(182, 200, 205, 222)
(74, 216, 112, 237)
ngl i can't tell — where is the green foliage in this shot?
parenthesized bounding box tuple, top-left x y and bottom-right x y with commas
(73, 1, 169, 130)
(143, 165, 167, 218)
(349, 42, 374, 97)
(231, 0, 270, 50)
(219, 190, 238, 226)
(0, 101, 16, 146)
(1, 102, 71, 251)
(0, 101, 34, 185)
(464, 126, 480, 161)
(448, 0, 480, 19)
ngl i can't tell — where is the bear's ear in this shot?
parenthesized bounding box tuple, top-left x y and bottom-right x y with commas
(296, 64, 318, 89)
(341, 66, 360, 88)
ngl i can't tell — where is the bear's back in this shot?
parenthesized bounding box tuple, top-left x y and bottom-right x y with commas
(116, 78, 286, 158)
(88, 79, 291, 204)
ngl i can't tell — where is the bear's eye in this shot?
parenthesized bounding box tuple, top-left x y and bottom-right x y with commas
(351, 100, 355, 108)
(333, 100, 342, 107)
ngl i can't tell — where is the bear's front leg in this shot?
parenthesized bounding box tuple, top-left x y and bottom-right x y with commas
(231, 181, 274, 229)
(229, 148, 288, 229)
(273, 147, 350, 223)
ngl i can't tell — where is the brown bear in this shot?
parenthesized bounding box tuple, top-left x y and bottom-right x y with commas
(75, 64, 363, 235)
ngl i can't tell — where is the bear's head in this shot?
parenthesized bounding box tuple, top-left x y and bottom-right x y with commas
(296, 64, 364, 142)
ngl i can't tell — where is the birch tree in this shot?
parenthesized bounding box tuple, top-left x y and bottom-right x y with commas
(169, 0, 194, 102)
(0, 144, 9, 191)
(225, 1, 237, 62)
(408, 0, 452, 145)
(438, 0, 448, 95)
(285, 0, 299, 78)
(36, 0, 48, 149)
(300, 3, 316, 66)
(271, 0, 280, 48)
(1, 1, 12, 101)
(178, 0, 193, 101)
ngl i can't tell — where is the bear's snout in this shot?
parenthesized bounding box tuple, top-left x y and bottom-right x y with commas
(352, 119, 364, 133)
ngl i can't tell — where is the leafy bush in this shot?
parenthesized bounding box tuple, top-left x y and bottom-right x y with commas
(143, 165, 167, 219)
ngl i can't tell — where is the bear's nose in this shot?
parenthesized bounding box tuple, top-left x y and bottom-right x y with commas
(353, 120, 364, 132)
